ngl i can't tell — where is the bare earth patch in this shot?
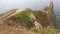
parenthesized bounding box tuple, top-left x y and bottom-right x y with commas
(0, 23, 41, 34)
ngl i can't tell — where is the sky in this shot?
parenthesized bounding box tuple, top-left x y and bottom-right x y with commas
(0, 0, 60, 13)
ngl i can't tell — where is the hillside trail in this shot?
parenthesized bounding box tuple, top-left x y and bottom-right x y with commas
(0, 9, 23, 21)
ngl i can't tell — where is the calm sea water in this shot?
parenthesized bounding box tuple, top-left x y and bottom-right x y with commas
(55, 10, 60, 28)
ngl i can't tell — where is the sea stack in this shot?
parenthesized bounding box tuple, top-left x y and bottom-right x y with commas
(46, 1, 56, 28)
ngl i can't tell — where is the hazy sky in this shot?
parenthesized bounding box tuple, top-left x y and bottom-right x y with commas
(0, 0, 60, 13)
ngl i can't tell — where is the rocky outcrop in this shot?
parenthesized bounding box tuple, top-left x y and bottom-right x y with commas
(43, 1, 56, 28)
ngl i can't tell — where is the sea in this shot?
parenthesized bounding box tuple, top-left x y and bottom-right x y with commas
(55, 10, 60, 28)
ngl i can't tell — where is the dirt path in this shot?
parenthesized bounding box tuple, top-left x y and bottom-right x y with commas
(0, 9, 23, 22)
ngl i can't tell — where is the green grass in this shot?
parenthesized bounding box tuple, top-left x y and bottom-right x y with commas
(31, 26, 60, 34)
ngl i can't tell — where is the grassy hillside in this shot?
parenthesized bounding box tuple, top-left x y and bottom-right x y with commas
(0, 8, 59, 34)
(0, 8, 56, 29)
(13, 8, 50, 29)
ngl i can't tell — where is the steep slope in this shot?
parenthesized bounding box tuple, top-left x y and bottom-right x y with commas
(32, 10, 48, 28)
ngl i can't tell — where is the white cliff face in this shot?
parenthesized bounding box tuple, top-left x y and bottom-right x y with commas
(29, 13, 43, 29)
(29, 13, 36, 20)
(34, 21, 43, 29)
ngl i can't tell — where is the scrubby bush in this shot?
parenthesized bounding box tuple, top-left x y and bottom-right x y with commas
(15, 8, 34, 29)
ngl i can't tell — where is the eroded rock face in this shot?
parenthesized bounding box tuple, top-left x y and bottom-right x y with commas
(32, 11, 48, 28)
